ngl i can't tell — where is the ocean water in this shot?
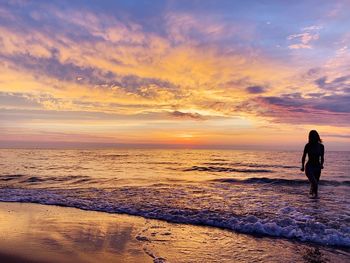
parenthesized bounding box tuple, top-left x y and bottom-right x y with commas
(0, 149, 349, 248)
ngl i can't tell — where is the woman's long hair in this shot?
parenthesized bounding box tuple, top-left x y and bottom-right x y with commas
(308, 130, 322, 144)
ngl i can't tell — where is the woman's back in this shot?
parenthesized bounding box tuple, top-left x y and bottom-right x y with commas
(305, 142, 324, 166)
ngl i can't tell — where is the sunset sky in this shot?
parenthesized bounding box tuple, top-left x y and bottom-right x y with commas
(1, 0, 350, 150)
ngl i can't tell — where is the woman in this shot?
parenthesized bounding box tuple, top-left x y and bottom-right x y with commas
(301, 130, 324, 198)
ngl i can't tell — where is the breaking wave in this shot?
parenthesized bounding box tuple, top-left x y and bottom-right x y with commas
(0, 187, 349, 247)
(213, 177, 350, 186)
(184, 166, 273, 173)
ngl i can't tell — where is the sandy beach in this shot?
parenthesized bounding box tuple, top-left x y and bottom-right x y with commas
(0, 201, 348, 263)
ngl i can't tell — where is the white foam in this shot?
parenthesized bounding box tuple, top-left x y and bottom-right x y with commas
(0, 188, 349, 247)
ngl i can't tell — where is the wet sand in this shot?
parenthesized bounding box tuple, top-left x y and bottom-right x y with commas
(0, 202, 151, 263)
(0, 202, 348, 263)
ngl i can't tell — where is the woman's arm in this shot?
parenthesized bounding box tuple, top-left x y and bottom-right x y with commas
(301, 144, 307, 171)
(320, 144, 324, 169)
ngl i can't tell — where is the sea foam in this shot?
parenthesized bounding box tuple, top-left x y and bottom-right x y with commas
(0, 187, 349, 247)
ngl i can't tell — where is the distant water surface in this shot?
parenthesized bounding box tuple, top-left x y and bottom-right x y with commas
(0, 149, 349, 248)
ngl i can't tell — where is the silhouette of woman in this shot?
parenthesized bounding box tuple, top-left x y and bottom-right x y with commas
(301, 130, 324, 198)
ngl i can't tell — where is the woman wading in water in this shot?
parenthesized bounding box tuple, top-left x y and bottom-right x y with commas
(301, 130, 325, 198)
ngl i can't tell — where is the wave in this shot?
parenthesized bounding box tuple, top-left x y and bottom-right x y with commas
(0, 187, 349, 247)
(0, 174, 93, 185)
(23, 176, 46, 183)
(212, 177, 350, 186)
(184, 166, 273, 173)
(203, 162, 299, 169)
(99, 154, 129, 158)
(150, 162, 180, 165)
(45, 165, 90, 170)
(0, 174, 25, 181)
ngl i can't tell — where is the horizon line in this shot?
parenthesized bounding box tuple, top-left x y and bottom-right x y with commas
(0, 140, 349, 151)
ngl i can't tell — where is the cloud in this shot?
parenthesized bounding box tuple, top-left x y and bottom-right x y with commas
(0, 108, 164, 122)
(306, 68, 322, 76)
(2, 48, 185, 101)
(251, 92, 350, 125)
(164, 12, 240, 44)
(1, 51, 107, 84)
(0, 92, 40, 109)
(288, 43, 312, 49)
(117, 75, 180, 99)
(246, 85, 266, 94)
(0, 2, 289, 120)
(168, 110, 204, 120)
(314, 75, 350, 91)
(0, 46, 185, 108)
(287, 25, 321, 49)
(302, 25, 323, 31)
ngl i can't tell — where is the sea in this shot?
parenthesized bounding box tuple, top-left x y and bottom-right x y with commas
(0, 149, 349, 250)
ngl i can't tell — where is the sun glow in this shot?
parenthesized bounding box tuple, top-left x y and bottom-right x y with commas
(177, 134, 194, 139)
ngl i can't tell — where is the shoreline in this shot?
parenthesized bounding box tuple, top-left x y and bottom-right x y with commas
(0, 201, 349, 262)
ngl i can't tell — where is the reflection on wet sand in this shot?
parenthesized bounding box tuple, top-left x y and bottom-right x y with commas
(0, 202, 151, 263)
